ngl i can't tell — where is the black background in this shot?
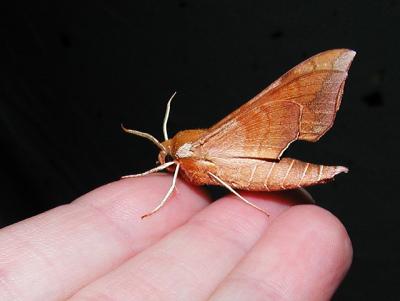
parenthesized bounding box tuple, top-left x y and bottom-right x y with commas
(1, 1, 399, 299)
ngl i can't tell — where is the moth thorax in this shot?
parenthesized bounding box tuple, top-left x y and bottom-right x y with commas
(176, 143, 193, 158)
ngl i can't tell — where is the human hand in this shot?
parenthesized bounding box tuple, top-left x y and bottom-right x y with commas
(0, 174, 352, 300)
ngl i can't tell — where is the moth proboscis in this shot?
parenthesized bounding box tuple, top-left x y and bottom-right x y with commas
(122, 49, 355, 219)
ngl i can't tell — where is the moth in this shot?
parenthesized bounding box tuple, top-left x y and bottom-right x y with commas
(122, 49, 355, 218)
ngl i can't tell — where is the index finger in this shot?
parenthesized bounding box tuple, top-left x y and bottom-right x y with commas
(0, 174, 210, 301)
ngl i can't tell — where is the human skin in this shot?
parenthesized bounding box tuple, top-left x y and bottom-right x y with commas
(0, 174, 352, 301)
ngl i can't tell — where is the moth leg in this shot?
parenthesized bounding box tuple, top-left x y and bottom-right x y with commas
(141, 163, 180, 219)
(207, 172, 270, 217)
(298, 187, 316, 204)
(121, 161, 175, 179)
(163, 91, 177, 141)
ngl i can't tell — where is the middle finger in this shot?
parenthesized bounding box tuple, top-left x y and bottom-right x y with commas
(69, 191, 307, 301)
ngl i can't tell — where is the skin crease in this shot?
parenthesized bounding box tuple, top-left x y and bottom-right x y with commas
(0, 174, 352, 301)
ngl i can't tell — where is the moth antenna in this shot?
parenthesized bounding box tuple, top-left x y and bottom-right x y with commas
(121, 161, 175, 179)
(121, 124, 166, 152)
(142, 163, 180, 219)
(207, 172, 270, 217)
(163, 91, 177, 141)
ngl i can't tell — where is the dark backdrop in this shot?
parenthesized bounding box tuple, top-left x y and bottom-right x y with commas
(1, 1, 399, 299)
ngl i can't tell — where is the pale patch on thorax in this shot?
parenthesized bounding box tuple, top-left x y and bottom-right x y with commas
(176, 143, 194, 158)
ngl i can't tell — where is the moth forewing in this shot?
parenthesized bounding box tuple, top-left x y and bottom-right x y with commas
(194, 49, 356, 159)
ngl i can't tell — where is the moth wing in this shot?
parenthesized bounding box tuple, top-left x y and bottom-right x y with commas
(193, 49, 356, 160)
(196, 101, 302, 159)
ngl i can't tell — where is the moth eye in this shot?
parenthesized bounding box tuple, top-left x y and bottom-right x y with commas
(164, 154, 174, 163)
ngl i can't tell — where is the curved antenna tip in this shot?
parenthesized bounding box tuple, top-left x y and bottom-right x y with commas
(163, 92, 177, 141)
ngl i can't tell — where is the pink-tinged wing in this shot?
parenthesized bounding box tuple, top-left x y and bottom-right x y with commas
(193, 49, 356, 160)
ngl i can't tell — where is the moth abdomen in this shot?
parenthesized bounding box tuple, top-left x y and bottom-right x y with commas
(209, 157, 347, 191)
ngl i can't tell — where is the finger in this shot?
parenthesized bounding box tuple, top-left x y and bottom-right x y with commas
(209, 205, 353, 301)
(0, 174, 210, 301)
(69, 190, 309, 301)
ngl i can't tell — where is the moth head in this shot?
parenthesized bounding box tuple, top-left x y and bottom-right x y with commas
(122, 92, 179, 170)
(157, 140, 175, 166)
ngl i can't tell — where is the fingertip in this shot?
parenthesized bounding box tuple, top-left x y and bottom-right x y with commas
(208, 204, 352, 301)
(297, 205, 353, 270)
(279, 205, 353, 265)
(269, 205, 353, 299)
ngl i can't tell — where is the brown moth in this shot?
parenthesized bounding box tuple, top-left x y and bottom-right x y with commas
(122, 49, 355, 218)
